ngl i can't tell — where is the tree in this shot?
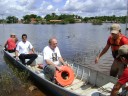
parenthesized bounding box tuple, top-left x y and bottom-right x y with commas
(6, 16, 18, 23)
(36, 16, 42, 23)
(23, 14, 39, 24)
(44, 13, 59, 21)
(23, 15, 31, 23)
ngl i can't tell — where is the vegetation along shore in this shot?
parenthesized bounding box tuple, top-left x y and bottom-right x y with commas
(0, 13, 127, 24)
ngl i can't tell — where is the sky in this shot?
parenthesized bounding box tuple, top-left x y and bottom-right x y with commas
(0, 0, 127, 19)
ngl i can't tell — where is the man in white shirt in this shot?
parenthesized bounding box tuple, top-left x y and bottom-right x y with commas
(15, 34, 37, 65)
(43, 37, 67, 81)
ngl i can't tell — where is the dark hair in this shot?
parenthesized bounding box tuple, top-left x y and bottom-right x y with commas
(22, 34, 27, 38)
(49, 39, 52, 44)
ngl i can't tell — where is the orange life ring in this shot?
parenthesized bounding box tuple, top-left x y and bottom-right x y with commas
(55, 65, 75, 87)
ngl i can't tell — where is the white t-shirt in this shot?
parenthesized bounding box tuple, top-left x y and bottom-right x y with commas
(16, 41, 33, 54)
(43, 46, 62, 67)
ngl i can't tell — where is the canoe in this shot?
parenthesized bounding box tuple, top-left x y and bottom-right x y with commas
(3, 49, 121, 96)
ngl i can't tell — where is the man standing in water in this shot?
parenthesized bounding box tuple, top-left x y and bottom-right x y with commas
(95, 24, 128, 77)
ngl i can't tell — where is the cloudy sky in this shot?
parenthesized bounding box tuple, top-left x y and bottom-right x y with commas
(0, 0, 127, 19)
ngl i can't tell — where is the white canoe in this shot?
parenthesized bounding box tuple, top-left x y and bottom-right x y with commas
(4, 49, 123, 96)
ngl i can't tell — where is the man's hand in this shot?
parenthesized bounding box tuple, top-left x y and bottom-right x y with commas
(56, 66, 62, 71)
(15, 57, 19, 61)
(64, 63, 70, 66)
(95, 57, 99, 64)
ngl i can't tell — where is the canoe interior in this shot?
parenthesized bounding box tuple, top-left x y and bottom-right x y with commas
(4, 50, 124, 96)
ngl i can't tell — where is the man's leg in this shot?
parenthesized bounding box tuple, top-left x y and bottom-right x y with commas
(117, 62, 125, 78)
(19, 54, 26, 64)
(25, 54, 38, 65)
(110, 59, 119, 77)
(44, 65, 56, 81)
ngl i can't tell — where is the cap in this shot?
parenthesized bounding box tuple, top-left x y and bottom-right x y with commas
(116, 45, 128, 58)
(110, 24, 121, 34)
(10, 33, 16, 36)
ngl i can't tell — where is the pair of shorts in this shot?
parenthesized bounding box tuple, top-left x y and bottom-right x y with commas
(118, 68, 128, 85)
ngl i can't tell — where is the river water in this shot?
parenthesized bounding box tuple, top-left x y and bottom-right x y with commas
(0, 23, 126, 96)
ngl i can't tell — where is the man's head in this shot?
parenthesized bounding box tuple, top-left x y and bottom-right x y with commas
(22, 34, 27, 42)
(110, 24, 121, 39)
(49, 37, 58, 50)
(10, 33, 16, 38)
(117, 45, 128, 63)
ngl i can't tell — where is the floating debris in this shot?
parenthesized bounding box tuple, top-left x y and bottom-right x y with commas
(29, 85, 37, 92)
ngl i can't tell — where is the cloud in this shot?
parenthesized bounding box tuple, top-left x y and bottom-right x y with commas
(60, 0, 127, 17)
(0, 0, 127, 19)
(17, 0, 28, 6)
(47, 5, 54, 10)
(53, 0, 62, 3)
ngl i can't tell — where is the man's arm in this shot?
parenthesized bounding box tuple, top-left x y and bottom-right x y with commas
(45, 59, 61, 71)
(15, 50, 19, 60)
(31, 48, 35, 53)
(29, 42, 35, 54)
(95, 44, 110, 63)
(110, 82, 122, 96)
(15, 37, 18, 43)
(45, 60, 55, 65)
(15, 43, 19, 60)
(4, 41, 7, 49)
(58, 57, 66, 65)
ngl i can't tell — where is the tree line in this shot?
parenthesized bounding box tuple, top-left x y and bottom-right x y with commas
(0, 13, 127, 24)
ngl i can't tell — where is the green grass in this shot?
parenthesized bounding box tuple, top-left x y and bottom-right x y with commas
(0, 57, 31, 96)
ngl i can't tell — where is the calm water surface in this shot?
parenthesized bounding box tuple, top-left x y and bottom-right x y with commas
(0, 23, 126, 95)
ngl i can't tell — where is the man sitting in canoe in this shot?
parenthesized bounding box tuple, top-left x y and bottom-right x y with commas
(15, 34, 37, 65)
(111, 45, 128, 96)
(42, 37, 68, 82)
(4, 33, 18, 53)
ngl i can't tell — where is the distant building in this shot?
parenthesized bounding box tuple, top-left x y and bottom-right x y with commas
(75, 19, 82, 23)
(49, 20, 62, 22)
(18, 20, 22, 23)
(30, 18, 37, 24)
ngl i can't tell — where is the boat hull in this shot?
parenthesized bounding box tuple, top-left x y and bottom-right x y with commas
(3, 50, 80, 96)
(3, 50, 119, 96)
